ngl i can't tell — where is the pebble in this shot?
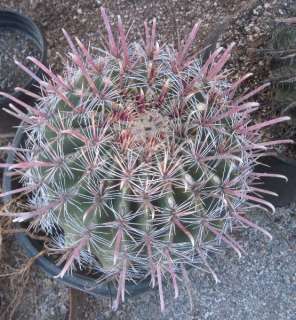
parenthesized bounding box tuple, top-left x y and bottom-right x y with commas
(0, 28, 41, 93)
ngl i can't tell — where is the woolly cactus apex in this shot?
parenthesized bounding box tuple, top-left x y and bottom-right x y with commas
(0, 8, 292, 311)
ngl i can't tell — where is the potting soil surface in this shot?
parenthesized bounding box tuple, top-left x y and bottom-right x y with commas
(0, 28, 41, 93)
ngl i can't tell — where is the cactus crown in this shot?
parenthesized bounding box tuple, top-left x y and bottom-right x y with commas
(0, 8, 291, 311)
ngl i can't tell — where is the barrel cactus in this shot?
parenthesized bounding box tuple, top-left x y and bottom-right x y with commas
(0, 8, 291, 311)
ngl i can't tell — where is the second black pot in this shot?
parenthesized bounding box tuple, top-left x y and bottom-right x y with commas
(254, 155, 296, 207)
(0, 10, 47, 134)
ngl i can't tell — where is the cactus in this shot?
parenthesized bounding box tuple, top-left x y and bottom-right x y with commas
(0, 8, 292, 311)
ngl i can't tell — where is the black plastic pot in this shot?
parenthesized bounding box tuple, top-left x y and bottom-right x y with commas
(0, 10, 47, 134)
(2, 127, 151, 297)
(254, 155, 296, 207)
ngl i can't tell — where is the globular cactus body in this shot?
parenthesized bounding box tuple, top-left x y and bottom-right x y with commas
(0, 8, 292, 311)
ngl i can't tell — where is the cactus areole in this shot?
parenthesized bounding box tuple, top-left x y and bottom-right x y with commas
(0, 8, 292, 311)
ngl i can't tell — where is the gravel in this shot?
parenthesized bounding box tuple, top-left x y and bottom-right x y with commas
(71, 206, 296, 320)
(0, 28, 41, 93)
(0, 206, 295, 320)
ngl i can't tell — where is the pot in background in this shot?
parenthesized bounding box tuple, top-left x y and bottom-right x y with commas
(255, 155, 296, 207)
(0, 10, 47, 134)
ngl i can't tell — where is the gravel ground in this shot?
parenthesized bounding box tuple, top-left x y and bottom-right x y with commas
(0, 206, 295, 320)
(0, 0, 294, 79)
(0, 238, 69, 320)
(0, 0, 296, 319)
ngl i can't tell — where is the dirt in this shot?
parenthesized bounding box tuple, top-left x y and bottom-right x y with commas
(0, 28, 41, 93)
(1, 205, 295, 320)
(0, 0, 296, 319)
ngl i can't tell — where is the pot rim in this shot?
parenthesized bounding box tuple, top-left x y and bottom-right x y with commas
(0, 9, 47, 107)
